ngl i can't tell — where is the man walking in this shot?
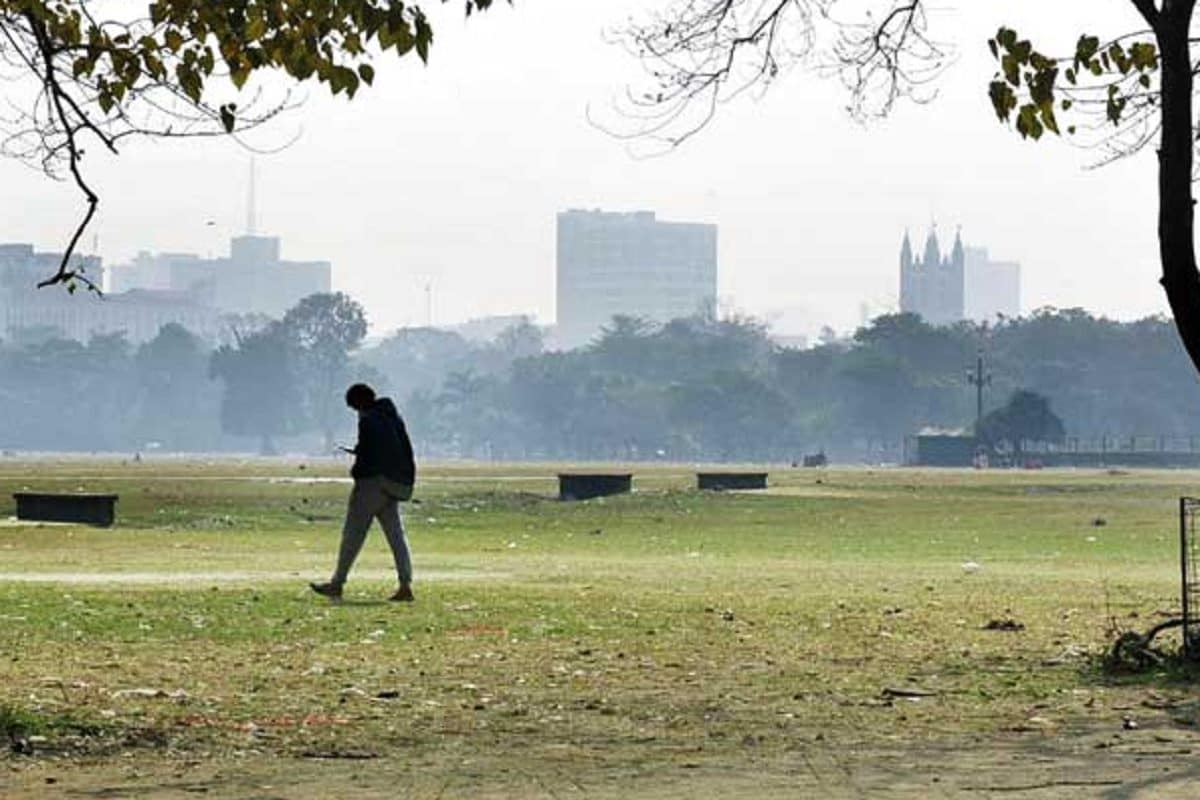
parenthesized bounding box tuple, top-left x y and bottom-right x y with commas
(311, 383, 416, 602)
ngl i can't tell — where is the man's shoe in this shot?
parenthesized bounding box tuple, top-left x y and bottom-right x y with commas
(389, 585, 415, 603)
(309, 581, 343, 601)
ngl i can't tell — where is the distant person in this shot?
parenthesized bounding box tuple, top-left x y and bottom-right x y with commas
(310, 383, 417, 603)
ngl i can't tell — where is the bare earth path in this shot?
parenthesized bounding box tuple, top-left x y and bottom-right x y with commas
(6, 728, 1200, 799)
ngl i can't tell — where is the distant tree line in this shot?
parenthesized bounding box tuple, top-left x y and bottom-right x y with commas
(366, 309, 1200, 462)
(1, 304, 1198, 461)
(0, 292, 377, 454)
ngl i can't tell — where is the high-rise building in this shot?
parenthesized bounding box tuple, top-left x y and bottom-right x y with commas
(899, 226, 965, 326)
(556, 209, 717, 349)
(107, 234, 331, 318)
(964, 247, 1021, 322)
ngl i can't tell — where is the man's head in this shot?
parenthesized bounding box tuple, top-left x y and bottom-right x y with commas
(345, 383, 376, 412)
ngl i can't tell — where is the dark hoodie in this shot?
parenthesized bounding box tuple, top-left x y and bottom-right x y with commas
(350, 397, 416, 486)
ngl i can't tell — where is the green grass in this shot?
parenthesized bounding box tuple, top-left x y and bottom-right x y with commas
(1, 461, 1197, 794)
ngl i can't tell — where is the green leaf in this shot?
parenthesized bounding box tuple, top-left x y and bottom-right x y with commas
(1130, 42, 1158, 71)
(1039, 101, 1059, 135)
(414, 14, 433, 62)
(1016, 105, 1044, 140)
(988, 80, 1017, 122)
(1002, 54, 1020, 87)
(231, 62, 251, 90)
(246, 18, 266, 40)
(1075, 35, 1100, 67)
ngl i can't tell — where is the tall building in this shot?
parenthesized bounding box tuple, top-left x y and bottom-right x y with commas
(964, 247, 1021, 322)
(0, 243, 223, 344)
(898, 228, 1022, 326)
(899, 226, 965, 326)
(107, 234, 331, 318)
(556, 209, 717, 349)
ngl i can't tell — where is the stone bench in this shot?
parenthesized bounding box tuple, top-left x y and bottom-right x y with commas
(697, 472, 768, 491)
(558, 474, 632, 502)
(13, 492, 118, 527)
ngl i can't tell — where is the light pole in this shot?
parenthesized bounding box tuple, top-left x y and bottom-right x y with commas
(967, 349, 991, 438)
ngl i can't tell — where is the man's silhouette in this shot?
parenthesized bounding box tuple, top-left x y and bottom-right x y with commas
(310, 383, 416, 602)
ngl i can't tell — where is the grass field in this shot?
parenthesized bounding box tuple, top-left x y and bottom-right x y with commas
(3, 460, 1200, 798)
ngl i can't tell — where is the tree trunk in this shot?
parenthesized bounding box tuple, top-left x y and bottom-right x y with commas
(1153, 7, 1200, 374)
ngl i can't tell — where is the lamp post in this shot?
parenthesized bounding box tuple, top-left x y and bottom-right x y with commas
(967, 349, 991, 438)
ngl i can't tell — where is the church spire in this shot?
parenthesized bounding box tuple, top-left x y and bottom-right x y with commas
(951, 226, 964, 267)
(900, 229, 913, 269)
(922, 224, 941, 268)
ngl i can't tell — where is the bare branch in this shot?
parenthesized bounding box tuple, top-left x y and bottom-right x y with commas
(602, 0, 953, 152)
(827, 1, 952, 121)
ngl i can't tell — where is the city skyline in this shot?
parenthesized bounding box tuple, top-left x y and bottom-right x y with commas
(0, 203, 1131, 347)
(2, 1, 1166, 339)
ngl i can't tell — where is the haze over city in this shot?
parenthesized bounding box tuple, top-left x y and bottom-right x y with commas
(3, 1, 1166, 339)
(13, 4, 1200, 797)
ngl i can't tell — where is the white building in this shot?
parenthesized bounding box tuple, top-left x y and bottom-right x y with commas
(3, 289, 224, 344)
(964, 246, 1021, 323)
(107, 234, 331, 318)
(556, 209, 717, 349)
(0, 243, 223, 344)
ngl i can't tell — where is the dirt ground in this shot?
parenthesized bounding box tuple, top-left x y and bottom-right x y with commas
(6, 723, 1200, 799)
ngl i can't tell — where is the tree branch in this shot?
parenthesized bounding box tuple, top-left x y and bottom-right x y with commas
(24, 11, 102, 294)
(1130, 0, 1159, 28)
(604, 0, 949, 152)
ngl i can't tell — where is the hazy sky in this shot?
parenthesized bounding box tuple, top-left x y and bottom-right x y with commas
(1, 1, 1167, 338)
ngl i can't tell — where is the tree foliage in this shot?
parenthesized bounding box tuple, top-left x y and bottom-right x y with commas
(280, 291, 368, 448)
(0, 308, 1198, 459)
(134, 322, 219, 450)
(355, 310, 1200, 462)
(209, 321, 301, 453)
(986, 26, 1160, 157)
(978, 389, 1066, 454)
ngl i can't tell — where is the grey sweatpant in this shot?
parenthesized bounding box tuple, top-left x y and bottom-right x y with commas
(331, 476, 413, 586)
